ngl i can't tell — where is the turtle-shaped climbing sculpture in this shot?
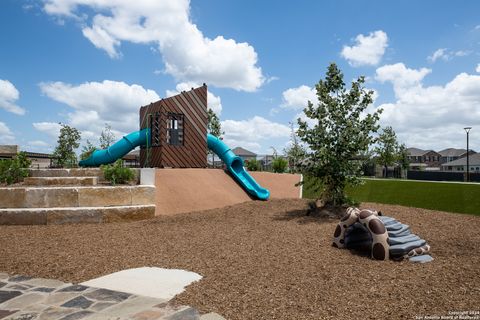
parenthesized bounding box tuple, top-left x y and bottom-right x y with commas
(332, 207, 432, 262)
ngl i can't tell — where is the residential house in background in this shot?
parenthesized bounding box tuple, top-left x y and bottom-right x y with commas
(406, 147, 441, 170)
(438, 148, 475, 164)
(440, 153, 480, 172)
(0, 145, 53, 169)
(122, 149, 140, 167)
(232, 147, 257, 163)
(259, 154, 274, 171)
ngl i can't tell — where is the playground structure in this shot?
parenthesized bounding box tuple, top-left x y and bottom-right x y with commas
(333, 207, 432, 262)
(79, 85, 270, 200)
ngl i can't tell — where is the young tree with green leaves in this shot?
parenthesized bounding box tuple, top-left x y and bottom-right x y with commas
(53, 123, 81, 168)
(80, 139, 97, 161)
(397, 143, 409, 178)
(99, 123, 116, 149)
(283, 122, 307, 173)
(374, 126, 409, 178)
(297, 63, 382, 206)
(207, 108, 224, 167)
(374, 126, 399, 178)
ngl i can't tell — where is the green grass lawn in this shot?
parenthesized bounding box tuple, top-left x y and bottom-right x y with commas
(303, 177, 480, 216)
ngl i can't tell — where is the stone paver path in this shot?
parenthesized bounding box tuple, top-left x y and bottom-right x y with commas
(0, 273, 224, 320)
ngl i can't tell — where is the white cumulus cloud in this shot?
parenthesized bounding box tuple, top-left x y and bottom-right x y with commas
(38, 80, 159, 139)
(0, 79, 26, 115)
(25, 140, 53, 153)
(166, 82, 222, 115)
(375, 63, 431, 92)
(476, 64, 480, 73)
(341, 30, 388, 67)
(428, 48, 449, 63)
(32, 122, 62, 139)
(375, 63, 480, 150)
(281, 85, 316, 110)
(221, 116, 290, 153)
(427, 48, 471, 63)
(0, 122, 15, 144)
(29, 140, 50, 147)
(42, 0, 264, 91)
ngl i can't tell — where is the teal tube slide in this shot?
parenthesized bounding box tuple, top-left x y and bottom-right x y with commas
(207, 133, 270, 200)
(79, 128, 150, 167)
(79, 129, 269, 200)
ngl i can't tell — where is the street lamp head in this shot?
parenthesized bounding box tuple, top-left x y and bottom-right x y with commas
(464, 127, 472, 133)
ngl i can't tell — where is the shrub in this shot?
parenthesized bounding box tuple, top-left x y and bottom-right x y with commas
(101, 160, 135, 185)
(272, 157, 288, 173)
(0, 152, 31, 185)
(245, 158, 260, 171)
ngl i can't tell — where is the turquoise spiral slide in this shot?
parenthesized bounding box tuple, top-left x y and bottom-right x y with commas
(79, 130, 269, 200)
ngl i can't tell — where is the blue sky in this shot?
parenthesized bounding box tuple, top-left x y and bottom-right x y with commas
(1, 0, 480, 155)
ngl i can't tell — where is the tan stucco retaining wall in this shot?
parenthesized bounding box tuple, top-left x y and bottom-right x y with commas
(155, 169, 301, 215)
(249, 172, 302, 199)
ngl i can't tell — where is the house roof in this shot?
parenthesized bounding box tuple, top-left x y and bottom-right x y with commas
(122, 149, 139, 160)
(441, 153, 480, 166)
(22, 151, 54, 159)
(407, 147, 441, 157)
(0, 145, 53, 159)
(232, 147, 256, 157)
(407, 147, 428, 156)
(437, 148, 468, 157)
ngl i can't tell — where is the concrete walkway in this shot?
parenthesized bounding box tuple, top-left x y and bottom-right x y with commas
(0, 273, 224, 320)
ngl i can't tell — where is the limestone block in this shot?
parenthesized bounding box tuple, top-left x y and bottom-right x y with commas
(47, 208, 103, 225)
(131, 186, 155, 205)
(24, 177, 98, 186)
(29, 168, 103, 178)
(0, 209, 47, 225)
(78, 187, 131, 207)
(0, 188, 26, 208)
(103, 205, 155, 223)
(71, 168, 103, 178)
(25, 188, 79, 208)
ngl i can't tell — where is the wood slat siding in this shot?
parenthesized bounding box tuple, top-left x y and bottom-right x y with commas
(162, 99, 206, 166)
(139, 85, 208, 168)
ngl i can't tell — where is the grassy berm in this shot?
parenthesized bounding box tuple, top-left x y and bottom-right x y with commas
(303, 176, 480, 216)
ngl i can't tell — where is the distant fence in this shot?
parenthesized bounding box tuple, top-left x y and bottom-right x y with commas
(407, 170, 480, 182)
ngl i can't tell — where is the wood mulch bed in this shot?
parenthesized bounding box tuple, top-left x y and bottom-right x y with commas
(1, 199, 479, 319)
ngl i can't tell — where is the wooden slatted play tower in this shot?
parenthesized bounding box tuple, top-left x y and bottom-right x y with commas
(139, 84, 208, 168)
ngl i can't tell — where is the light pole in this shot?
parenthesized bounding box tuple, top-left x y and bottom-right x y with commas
(464, 127, 472, 182)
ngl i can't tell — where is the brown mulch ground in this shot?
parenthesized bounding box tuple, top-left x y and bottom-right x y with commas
(1, 199, 479, 320)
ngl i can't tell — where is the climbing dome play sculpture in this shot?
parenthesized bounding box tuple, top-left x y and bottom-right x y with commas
(333, 207, 432, 262)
